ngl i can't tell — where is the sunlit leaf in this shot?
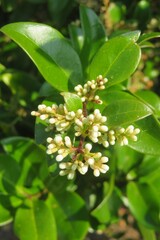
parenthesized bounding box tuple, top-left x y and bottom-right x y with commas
(102, 91, 152, 127)
(138, 32, 160, 44)
(1, 22, 83, 91)
(128, 116, 160, 155)
(61, 92, 83, 112)
(89, 37, 141, 86)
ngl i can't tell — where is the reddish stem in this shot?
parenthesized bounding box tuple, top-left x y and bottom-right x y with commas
(72, 101, 88, 161)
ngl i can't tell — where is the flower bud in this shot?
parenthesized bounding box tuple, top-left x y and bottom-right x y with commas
(85, 143, 92, 152)
(54, 135, 62, 144)
(93, 169, 100, 177)
(56, 155, 64, 162)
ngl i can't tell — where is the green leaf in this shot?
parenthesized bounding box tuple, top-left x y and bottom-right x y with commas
(139, 41, 154, 48)
(0, 22, 83, 91)
(80, 6, 106, 70)
(1, 137, 48, 184)
(48, 0, 75, 27)
(137, 155, 160, 195)
(48, 191, 89, 240)
(0, 154, 21, 194)
(138, 224, 157, 240)
(102, 91, 152, 127)
(121, 30, 141, 42)
(107, 2, 125, 24)
(35, 122, 52, 145)
(133, 0, 151, 30)
(91, 181, 121, 224)
(138, 155, 160, 178)
(1, 137, 45, 163)
(61, 92, 83, 112)
(127, 182, 160, 229)
(39, 82, 58, 98)
(89, 36, 141, 86)
(91, 182, 111, 224)
(14, 200, 57, 240)
(69, 25, 84, 54)
(115, 145, 142, 173)
(135, 90, 160, 117)
(138, 32, 160, 44)
(128, 115, 160, 155)
(0, 204, 12, 226)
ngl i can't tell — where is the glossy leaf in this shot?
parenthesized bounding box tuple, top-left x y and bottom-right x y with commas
(89, 37, 141, 86)
(69, 25, 83, 54)
(121, 30, 141, 42)
(0, 22, 83, 91)
(102, 91, 152, 127)
(14, 200, 57, 240)
(138, 32, 160, 44)
(49, 191, 89, 240)
(128, 115, 160, 155)
(135, 90, 160, 116)
(61, 92, 83, 112)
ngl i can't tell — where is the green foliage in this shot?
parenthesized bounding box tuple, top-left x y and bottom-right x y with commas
(0, 3, 160, 240)
(61, 92, 83, 112)
(89, 36, 141, 86)
(14, 200, 57, 240)
(102, 90, 153, 127)
(1, 22, 83, 92)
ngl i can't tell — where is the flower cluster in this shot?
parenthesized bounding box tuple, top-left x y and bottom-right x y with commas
(47, 138, 109, 179)
(31, 75, 140, 179)
(74, 109, 108, 142)
(31, 103, 80, 132)
(74, 75, 108, 103)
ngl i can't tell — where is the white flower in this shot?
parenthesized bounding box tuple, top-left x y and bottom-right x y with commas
(90, 156, 109, 177)
(56, 155, 64, 162)
(40, 114, 48, 120)
(54, 135, 63, 144)
(85, 143, 92, 152)
(115, 125, 140, 146)
(64, 136, 72, 148)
